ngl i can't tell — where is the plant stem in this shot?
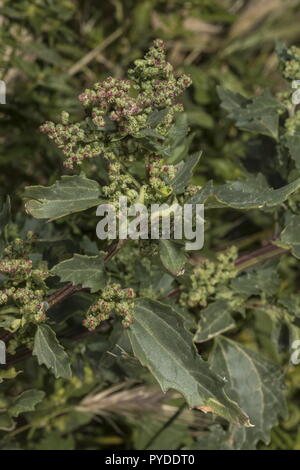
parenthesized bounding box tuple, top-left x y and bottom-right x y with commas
(47, 283, 83, 308)
(5, 406, 73, 440)
(235, 243, 289, 272)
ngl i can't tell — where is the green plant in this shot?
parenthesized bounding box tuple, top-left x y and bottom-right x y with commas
(1, 36, 300, 451)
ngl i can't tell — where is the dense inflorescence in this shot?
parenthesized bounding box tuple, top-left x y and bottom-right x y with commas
(102, 160, 139, 204)
(277, 45, 300, 135)
(0, 233, 50, 330)
(281, 45, 300, 81)
(180, 247, 238, 308)
(40, 39, 191, 170)
(83, 283, 136, 330)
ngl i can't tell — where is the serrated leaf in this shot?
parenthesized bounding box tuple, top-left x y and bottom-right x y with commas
(194, 300, 235, 343)
(159, 239, 187, 276)
(51, 253, 106, 293)
(188, 174, 300, 210)
(217, 87, 248, 115)
(170, 152, 202, 194)
(277, 214, 300, 258)
(210, 337, 287, 449)
(218, 88, 282, 140)
(9, 390, 45, 417)
(24, 175, 101, 221)
(128, 298, 251, 426)
(33, 325, 72, 379)
(214, 175, 300, 209)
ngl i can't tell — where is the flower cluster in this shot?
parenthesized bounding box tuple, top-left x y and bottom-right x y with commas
(3, 232, 35, 258)
(184, 184, 199, 198)
(0, 259, 32, 278)
(79, 39, 191, 136)
(2, 287, 48, 324)
(40, 116, 104, 169)
(145, 156, 177, 200)
(83, 283, 136, 330)
(40, 39, 191, 169)
(79, 77, 134, 128)
(285, 110, 300, 136)
(0, 233, 50, 328)
(180, 247, 238, 308)
(102, 161, 139, 204)
(281, 46, 300, 81)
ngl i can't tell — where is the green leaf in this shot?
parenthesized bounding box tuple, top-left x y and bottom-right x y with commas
(189, 175, 300, 210)
(9, 390, 45, 417)
(170, 152, 202, 194)
(194, 300, 235, 343)
(159, 240, 187, 276)
(24, 175, 101, 221)
(217, 87, 248, 116)
(214, 175, 300, 209)
(231, 265, 280, 297)
(218, 88, 282, 140)
(285, 135, 300, 171)
(128, 298, 251, 426)
(210, 337, 287, 449)
(277, 214, 300, 258)
(163, 301, 196, 330)
(135, 260, 174, 297)
(33, 325, 72, 379)
(137, 113, 189, 161)
(51, 253, 106, 293)
(159, 114, 189, 160)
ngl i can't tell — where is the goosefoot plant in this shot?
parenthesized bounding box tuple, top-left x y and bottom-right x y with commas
(1, 40, 300, 450)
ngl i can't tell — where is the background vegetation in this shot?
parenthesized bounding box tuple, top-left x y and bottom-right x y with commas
(1, 0, 300, 450)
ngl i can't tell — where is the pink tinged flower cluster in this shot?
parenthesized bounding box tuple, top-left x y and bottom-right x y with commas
(83, 283, 136, 331)
(40, 39, 192, 169)
(0, 259, 32, 277)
